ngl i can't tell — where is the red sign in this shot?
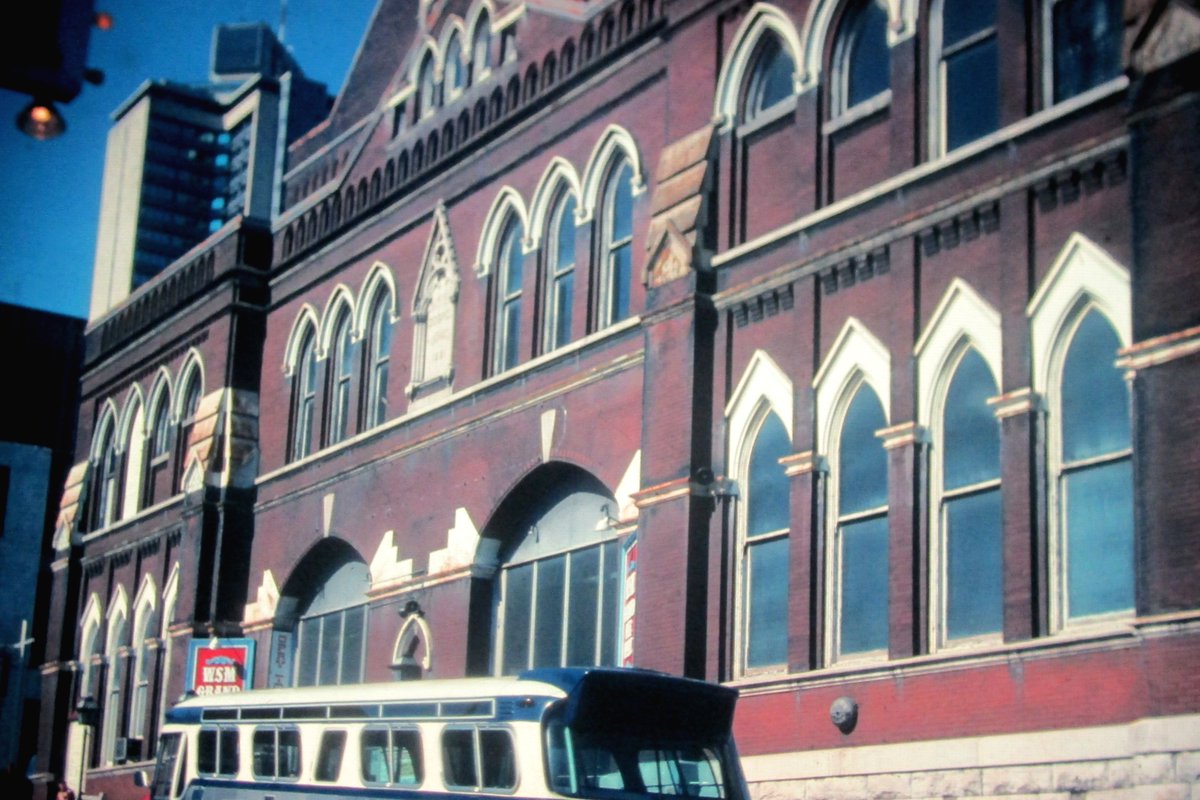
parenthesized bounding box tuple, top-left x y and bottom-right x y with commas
(187, 638, 255, 695)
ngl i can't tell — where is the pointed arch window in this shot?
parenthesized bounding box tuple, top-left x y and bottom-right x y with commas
(832, 383, 889, 658)
(472, 15, 492, 83)
(833, 0, 890, 114)
(327, 310, 356, 445)
(1056, 309, 1133, 621)
(599, 160, 634, 327)
(291, 328, 318, 461)
(938, 348, 1002, 643)
(417, 53, 437, 119)
(175, 368, 202, 489)
(365, 293, 394, 429)
(129, 592, 160, 742)
(493, 217, 525, 373)
(445, 34, 466, 96)
(742, 411, 791, 670)
(1046, 0, 1123, 104)
(144, 387, 172, 507)
(543, 193, 577, 352)
(101, 609, 128, 765)
(934, 0, 998, 152)
(92, 418, 120, 530)
(743, 35, 795, 121)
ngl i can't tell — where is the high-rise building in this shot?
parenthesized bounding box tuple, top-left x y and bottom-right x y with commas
(88, 23, 330, 319)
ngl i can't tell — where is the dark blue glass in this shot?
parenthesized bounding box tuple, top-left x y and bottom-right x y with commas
(839, 515, 890, 654)
(1066, 459, 1134, 617)
(1053, 0, 1122, 102)
(943, 0, 995, 46)
(747, 36, 794, 116)
(502, 564, 532, 674)
(945, 488, 1003, 638)
(748, 413, 791, 536)
(943, 349, 1000, 490)
(533, 555, 566, 667)
(1062, 311, 1130, 463)
(844, 0, 890, 107)
(566, 547, 600, 665)
(503, 222, 524, 294)
(747, 536, 790, 667)
(839, 385, 888, 514)
(945, 38, 999, 149)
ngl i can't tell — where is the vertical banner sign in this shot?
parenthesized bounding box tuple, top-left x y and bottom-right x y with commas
(621, 536, 638, 667)
(187, 638, 256, 695)
(267, 630, 294, 688)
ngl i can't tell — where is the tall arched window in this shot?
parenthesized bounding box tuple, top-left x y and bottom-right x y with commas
(934, 0, 998, 152)
(493, 218, 525, 373)
(143, 386, 172, 507)
(365, 293, 393, 428)
(294, 558, 370, 687)
(742, 411, 791, 670)
(1046, 0, 1123, 104)
(1057, 309, 1132, 621)
(472, 14, 492, 83)
(291, 328, 318, 460)
(128, 585, 159, 745)
(92, 417, 119, 531)
(743, 35, 795, 121)
(445, 34, 466, 96)
(327, 311, 355, 445)
(833, 0, 890, 114)
(599, 160, 634, 327)
(543, 193, 577, 352)
(833, 383, 889, 659)
(101, 605, 128, 765)
(938, 348, 1002, 643)
(417, 53, 437, 119)
(174, 367, 202, 489)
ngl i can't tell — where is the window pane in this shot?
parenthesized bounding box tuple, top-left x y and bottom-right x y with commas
(748, 37, 794, 116)
(319, 613, 342, 685)
(567, 547, 600, 665)
(553, 271, 574, 349)
(502, 302, 521, 370)
(611, 164, 633, 242)
(443, 729, 478, 787)
(481, 729, 516, 789)
(945, 488, 1003, 639)
(1053, 0, 1122, 102)
(502, 563, 533, 674)
(746, 536, 789, 667)
(504, 225, 524, 294)
(341, 605, 365, 684)
(278, 728, 301, 778)
(748, 413, 790, 536)
(839, 386, 888, 513)
(198, 729, 217, 775)
(218, 728, 239, 776)
(610, 244, 632, 323)
(943, 0, 994, 46)
(600, 540, 620, 666)
(362, 729, 391, 783)
(534, 555, 567, 668)
(839, 515, 889, 654)
(392, 728, 423, 785)
(252, 729, 275, 777)
(316, 730, 345, 782)
(1062, 311, 1129, 463)
(845, 0, 890, 107)
(556, 198, 576, 269)
(1066, 459, 1134, 618)
(945, 37, 998, 150)
(296, 617, 318, 687)
(943, 349, 1000, 490)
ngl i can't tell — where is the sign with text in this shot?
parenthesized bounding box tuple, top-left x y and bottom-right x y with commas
(187, 638, 255, 695)
(266, 630, 294, 688)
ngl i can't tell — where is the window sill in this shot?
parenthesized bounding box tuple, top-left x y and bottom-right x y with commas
(823, 90, 892, 137)
(735, 96, 798, 138)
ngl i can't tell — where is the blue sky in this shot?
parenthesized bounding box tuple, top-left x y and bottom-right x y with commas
(0, 0, 378, 320)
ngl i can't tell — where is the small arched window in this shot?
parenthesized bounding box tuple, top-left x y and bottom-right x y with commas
(934, 0, 998, 153)
(445, 34, 466, 96)
(472, 14, 492, 83)
(833, 383, 889, 659)
(493, 218, 526, 373)
(365, 293, 393, 428)
(1057, 309, 1132, 620)
(92, 418, 119, 531)
(174, 368, 202, 489)
(599, 160, 634, 327)
(418, 53, 437, 118)
(143, 387, 172, 508)
(938, 348, 1002, 643)
(743, 35, 795, 121)
(543, 193, 577, 352)
(291, 328, 318, 461)
(128, 590, 159, 743)
(327, 311, 356, 446)
(743, 411, 791, 670)
(1047, 0, 1123, 104)
(833, 0, 890, 114)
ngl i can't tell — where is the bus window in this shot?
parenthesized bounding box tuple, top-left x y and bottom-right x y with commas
(252, 726, 301, 779)
(443, 727, 516, 792)
(362, 727, 423, 785)
(149, 732, 182, 800)
(314, 730, 346, 782)
(197, 727, 239, 776)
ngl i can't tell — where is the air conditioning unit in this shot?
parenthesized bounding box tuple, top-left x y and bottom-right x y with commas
(114, 737, 142, 763)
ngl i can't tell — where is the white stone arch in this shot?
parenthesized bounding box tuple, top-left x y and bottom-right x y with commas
(914, 278, 1002, 429)
(1028, 232, 1131, 397)
(474, 186, 529, 276)
(131, 573, 159, 637)
(579, 125, 647, 223)
(797, 0, 917, 90)
(128, 573, 159, 739)
(77, 592, 105, 699)
(438, 17, 469, 86)
(283, 304, 321, 377)
(411, 36, 441, 82)
(726, 349, 795, 481)
(320, 284, 359, 356)
(101, 585, 129, 764)
(813, 317, 891, 455)
(146, 367, 174, 427)
(713, 3, 804, 130)
(356, 261, 400, 337)
(527, 157, 583, 251)
(173, 349, 206, 421)
(465, 0, 498, 77)
(90, 399, 120, 462)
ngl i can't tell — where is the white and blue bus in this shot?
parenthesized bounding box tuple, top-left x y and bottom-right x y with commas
(145, 667, 746, 800)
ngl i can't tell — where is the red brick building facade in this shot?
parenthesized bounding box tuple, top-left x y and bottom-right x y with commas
(37, 0, 1200, 798)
